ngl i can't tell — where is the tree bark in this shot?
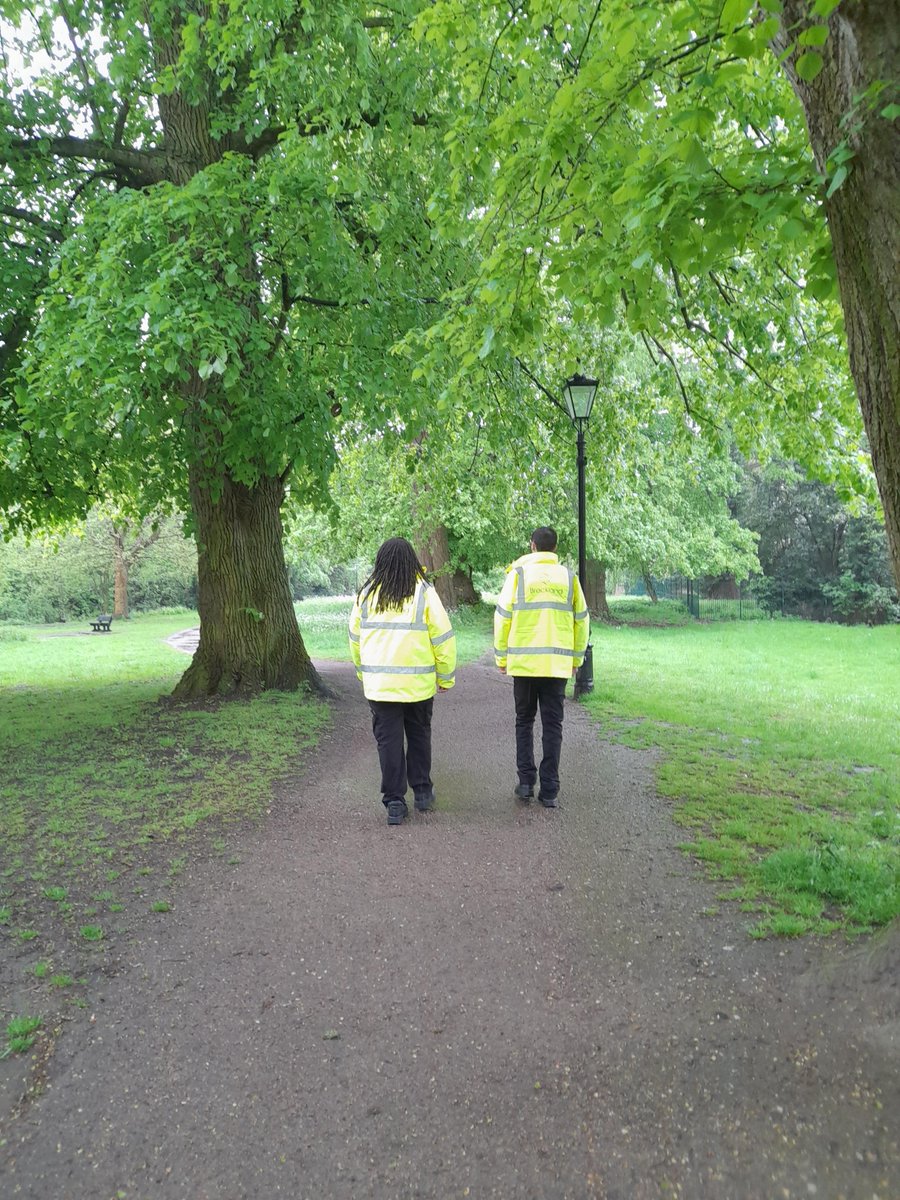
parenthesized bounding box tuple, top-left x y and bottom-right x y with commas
(583, 557, 617, 623)
(113, 533, 129, 619)
(705, 573, 740, 600)
(416, 523, 480, 608)
(151, 63, 320, 698)
(172, 472, 321, 698)
(641, 569, 659, 603)
(774, 1, 900, 590)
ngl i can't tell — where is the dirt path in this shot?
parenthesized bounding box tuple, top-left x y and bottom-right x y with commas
(3, 660, 897, 1199)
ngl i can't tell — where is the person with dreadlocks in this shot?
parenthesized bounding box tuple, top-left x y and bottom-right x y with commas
(349, 538, 457, 825)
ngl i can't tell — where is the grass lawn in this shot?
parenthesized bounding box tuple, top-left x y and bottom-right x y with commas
(607, 597, 693, 626)
(584, 619, 899, 936)
(0, 612, 329, 966)
(296, 595, 494, 664)
(0, 600, 491, 961)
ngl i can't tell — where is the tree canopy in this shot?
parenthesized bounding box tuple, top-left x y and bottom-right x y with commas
(1, 1, 896, 695)
(409, 0, 898, 579)
(1, 1, 471, 693)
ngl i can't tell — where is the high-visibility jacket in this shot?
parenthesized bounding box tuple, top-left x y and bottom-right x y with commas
(349, 578, 456, 702)
(494, 551, 589, 679)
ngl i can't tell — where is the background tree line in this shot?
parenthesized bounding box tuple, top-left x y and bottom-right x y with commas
(2, 454, 894, 626)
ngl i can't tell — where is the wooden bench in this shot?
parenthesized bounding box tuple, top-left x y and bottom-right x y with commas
(90, 614, 113, 632)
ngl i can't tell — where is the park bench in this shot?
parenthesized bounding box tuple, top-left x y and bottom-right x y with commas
(90, 614, 113, 632)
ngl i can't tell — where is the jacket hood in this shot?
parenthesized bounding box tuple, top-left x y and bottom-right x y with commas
(506, 551, 559, 571)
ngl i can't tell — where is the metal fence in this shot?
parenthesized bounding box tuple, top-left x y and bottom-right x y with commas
(625, 576, 777, 621)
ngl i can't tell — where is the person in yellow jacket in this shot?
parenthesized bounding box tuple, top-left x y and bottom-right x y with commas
(494, 526, 589, 807)
(349, 537, 456, 825)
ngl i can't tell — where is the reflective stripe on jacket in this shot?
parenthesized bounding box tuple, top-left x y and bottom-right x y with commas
(349, 578, 456, 702)
(494, 551, 589, 678)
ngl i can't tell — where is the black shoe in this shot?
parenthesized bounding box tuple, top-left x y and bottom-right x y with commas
(387, 799, 408, 825)
(538, 793, 558, 808)
(414, 788, 435, 813)
(514, 783, 534, 802)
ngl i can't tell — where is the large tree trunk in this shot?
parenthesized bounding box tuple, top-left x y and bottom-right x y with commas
(113, 534, 129, 619)
(774, 2, 900, 590)
(416, 523, 480, 608)
(156, 50, 317, 699)
(583, 557, 617, 623)
(173, 472, 321, 699)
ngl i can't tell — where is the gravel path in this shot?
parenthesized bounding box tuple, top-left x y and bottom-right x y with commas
(166, 626, 200, 655)
(3, 658, 897, 1199)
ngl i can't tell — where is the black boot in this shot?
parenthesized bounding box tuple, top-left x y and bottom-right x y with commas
(414, 788, 435, 813)
(386, 799, 408, 825)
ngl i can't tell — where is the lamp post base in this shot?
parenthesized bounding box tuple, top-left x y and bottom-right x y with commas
(574, 644, 594, 699)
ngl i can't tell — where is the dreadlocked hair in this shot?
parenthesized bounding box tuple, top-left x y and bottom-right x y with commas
(358, 538, 427, 613)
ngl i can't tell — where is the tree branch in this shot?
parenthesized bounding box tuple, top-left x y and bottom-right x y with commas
(480, 5, 524, 105)
(647, 333, 695, 419)
(245, 108, 430, 159)
(575, 1, 604, 70)
(514, 356, 568, 415)
(8, 135, 164, 185)
(0, 204, 63, 240)
(58, 0, 105, 137)
(112, 98, 131, 147)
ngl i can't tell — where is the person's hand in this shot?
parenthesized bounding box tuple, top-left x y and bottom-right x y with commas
(498, 666, 507, 675)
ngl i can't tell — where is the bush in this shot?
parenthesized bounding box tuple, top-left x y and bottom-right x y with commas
(137, 605, 197, 617)
(446, 600, 495, 626)
(608, 598, 692, 626)
(822, 573, 900, 625)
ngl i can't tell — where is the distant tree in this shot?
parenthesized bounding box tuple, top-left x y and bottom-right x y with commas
(735, 459, 897, 620)
(0, 510, 197, 621)
(330, 414, 548, 607)
(85, 512, 168, 618)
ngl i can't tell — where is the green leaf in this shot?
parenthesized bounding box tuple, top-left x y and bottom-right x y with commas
(477, 324, 495, 359)
(795, 52, 824, 82)
(880, 104, 900, 121)
(798, 25, 829, 47)
(721, 0, 754, 28)
(779, 218, 805, 241)
(811, 0, 841, 16)
(825, 163, 849, 198)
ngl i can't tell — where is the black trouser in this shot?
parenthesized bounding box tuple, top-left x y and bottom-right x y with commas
(368, 698, 434, 806)
(513, 676, 567, 799)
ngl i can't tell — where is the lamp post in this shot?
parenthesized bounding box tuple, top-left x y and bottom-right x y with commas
(562, 372, 599, 698)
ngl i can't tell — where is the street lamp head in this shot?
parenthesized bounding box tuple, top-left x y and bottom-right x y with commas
(562, 373, 599, 423)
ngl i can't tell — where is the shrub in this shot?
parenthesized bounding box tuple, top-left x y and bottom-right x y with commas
(822, 573, 900, 625)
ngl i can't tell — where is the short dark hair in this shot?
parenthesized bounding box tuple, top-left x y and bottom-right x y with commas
(531, 526, 558, 552)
